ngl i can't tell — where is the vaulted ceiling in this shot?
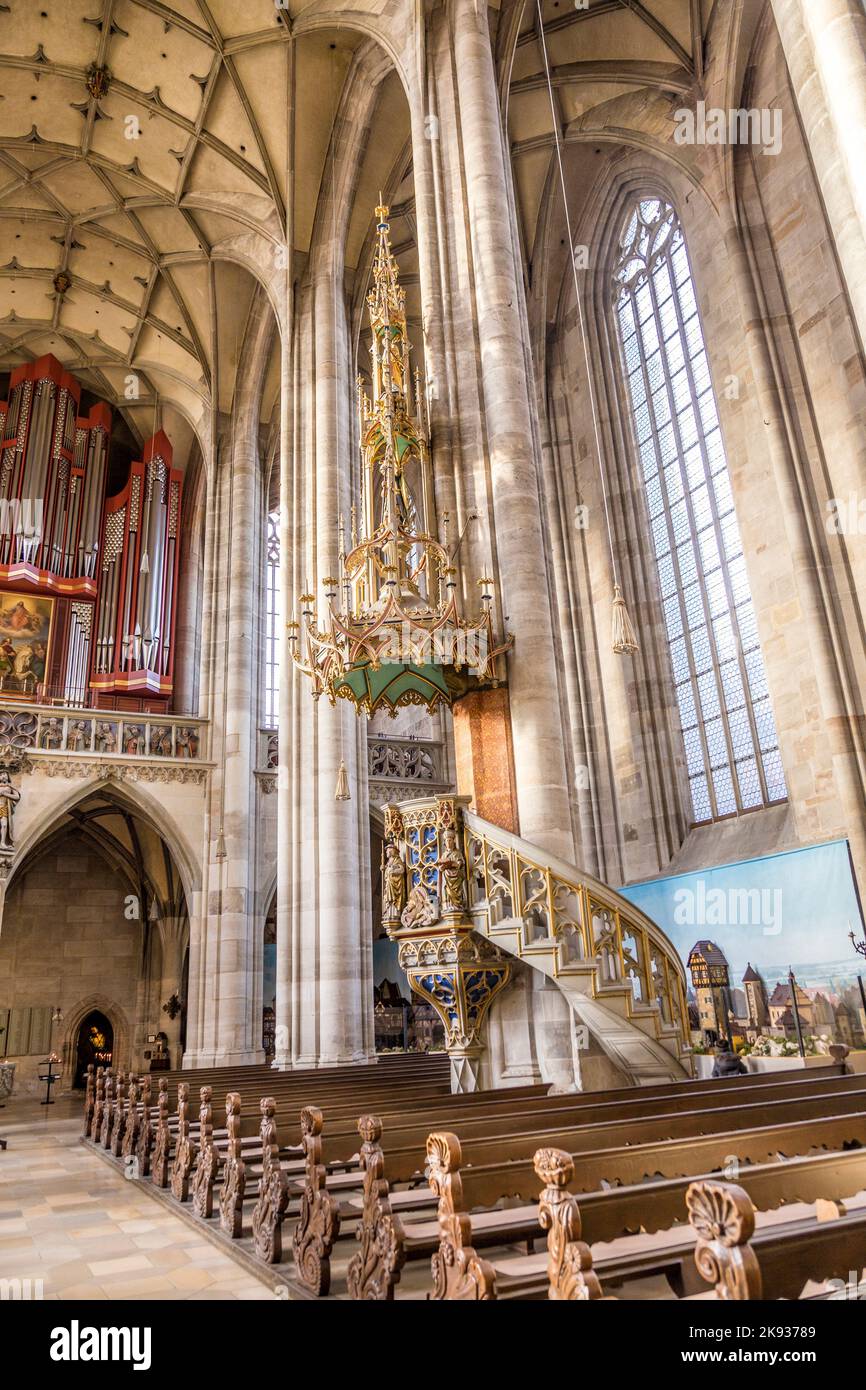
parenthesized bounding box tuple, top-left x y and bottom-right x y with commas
(506, 0, 719, 271)
(0, 0, 415, 470)
(0, 0, 731, 469)
(19, 788, 187, 920)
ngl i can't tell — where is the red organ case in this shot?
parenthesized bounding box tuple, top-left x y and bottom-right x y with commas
(0, 354, 182, 710)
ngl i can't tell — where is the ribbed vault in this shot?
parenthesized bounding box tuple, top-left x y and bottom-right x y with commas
(0, 0, 416, 470)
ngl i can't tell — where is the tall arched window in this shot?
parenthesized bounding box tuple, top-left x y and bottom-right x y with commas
(612, 197, 786, 824)
(264, 508, 280, 728)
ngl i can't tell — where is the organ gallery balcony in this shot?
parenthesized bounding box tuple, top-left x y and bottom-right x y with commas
(0, 701, 207, 785)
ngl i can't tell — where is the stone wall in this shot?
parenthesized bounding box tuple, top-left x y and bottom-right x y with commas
(0, 834, 143, 1092)
(543, 12, 866, 900)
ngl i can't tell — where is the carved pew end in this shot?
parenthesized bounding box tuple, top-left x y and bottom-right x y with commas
(292, 1105, 340, 1295)
(686, 1179, 763, 1300)
(347, 1114, 406, 1300)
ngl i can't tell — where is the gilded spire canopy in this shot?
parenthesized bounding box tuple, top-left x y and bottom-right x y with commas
(289, 204, 511, 717)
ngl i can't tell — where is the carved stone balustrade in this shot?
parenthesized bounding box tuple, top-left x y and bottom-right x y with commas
(0, 702, 208, 785)
(367, 737, 450, 807)
(253, 730, 450, 802)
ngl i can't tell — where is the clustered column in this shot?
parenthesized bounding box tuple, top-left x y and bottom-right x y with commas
(771, 0, 866, 349)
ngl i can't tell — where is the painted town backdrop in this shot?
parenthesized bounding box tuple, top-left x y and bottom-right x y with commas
(620, 839, 866, 1051)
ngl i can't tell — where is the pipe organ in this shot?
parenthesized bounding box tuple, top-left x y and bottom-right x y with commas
(0, 354, 183, 710)
(91, 431, 182, 699)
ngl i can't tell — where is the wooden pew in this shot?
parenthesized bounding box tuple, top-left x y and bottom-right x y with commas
(80, 1055, 847, 1147)
(84, 1058, 866, 1302)
(213, 1071, 866, 1296)
(82, 1064, 95, 1136)
(84, 1058, 855, 1194)
(418, 1146, 866, 1302)
(307, 1075, 866, 1299)
(337, 1091, 866, 1300)
(314, 1074, 866, 1214)
(80, 1053, 451, 1154)
(127, 1063, 460, 1189)
(686, 1178, 866, 1301)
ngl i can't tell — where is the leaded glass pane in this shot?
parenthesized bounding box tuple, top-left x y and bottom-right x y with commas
(613, 197, 787, 822)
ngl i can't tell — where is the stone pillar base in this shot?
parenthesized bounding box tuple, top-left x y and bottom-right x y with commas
(449, 1047, 483, 1094)
(182, 1049, 265, 1069)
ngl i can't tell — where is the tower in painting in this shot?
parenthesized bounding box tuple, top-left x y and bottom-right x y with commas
(742, 962, 769, 1033)
(687, 940, 733, 1044)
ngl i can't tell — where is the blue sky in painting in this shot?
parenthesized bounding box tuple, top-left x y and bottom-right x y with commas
(619, 839, 865, 993)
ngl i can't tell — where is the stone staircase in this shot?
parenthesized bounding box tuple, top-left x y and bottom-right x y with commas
(462, 811, 693, 1085)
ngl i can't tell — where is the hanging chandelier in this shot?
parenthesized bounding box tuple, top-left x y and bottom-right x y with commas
(289, 202, 512, 717)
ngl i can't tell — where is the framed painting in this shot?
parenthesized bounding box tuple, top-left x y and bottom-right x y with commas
(0, 592, 54, 700)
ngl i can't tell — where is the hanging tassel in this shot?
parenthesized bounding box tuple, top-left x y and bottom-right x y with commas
(139, 551, 150, 575)
(215, 826, 227, 861)
(612, 583, 639, 655)
(334, 759, 351, 802)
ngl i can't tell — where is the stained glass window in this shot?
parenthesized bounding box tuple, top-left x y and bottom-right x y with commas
(613, 198, 786, 823)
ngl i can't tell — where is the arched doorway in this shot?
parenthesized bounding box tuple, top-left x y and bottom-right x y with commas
(74, 1011, 113, 1089)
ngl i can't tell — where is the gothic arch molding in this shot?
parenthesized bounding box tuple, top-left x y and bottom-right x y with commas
(56, 993, 133, 1091)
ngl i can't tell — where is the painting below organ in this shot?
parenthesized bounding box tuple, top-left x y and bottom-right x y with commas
(0, 354, 182, 710)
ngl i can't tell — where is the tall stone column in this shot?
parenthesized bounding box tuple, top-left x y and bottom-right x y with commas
(184, 293, 273, 1068)
(771, 0, 866, 349)
(274, 328, 293, 1070)
(413, 0, 575, 861)
(283, 58, 385, 1067)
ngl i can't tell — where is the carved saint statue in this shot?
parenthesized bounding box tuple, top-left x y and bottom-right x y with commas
(382, 842, 406, 920)
(67, 720, 90, 752)
(123, 725, 144, 756)
(40, 717, 63, 749)
(96, 722, 117, 754)
(150, 726, 172, 757)
(435, 828, 466, 914)
(0, 770, 20, 849)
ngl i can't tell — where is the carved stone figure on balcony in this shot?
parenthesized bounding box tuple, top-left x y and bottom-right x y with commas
(123, 725, 144, 756)
(96, 722, 117, 754)
(0, 769, 20, 849)
(382, 842, 407, 920)
(176, 727, 198, 759)
(436, 828, 466, 915)
(40, 717, 63, 749)
(150, 726, 171, 757)
(67, 722, 89, 756)
(67, 720, 90, 751)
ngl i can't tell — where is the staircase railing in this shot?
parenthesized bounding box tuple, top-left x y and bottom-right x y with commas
(461, 810, 691, 1064)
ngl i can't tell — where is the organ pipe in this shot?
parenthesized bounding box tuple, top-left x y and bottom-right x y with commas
(0, 355, 110, 584)
(0, 354, 183, 709)
(91, 430, 182, 698)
